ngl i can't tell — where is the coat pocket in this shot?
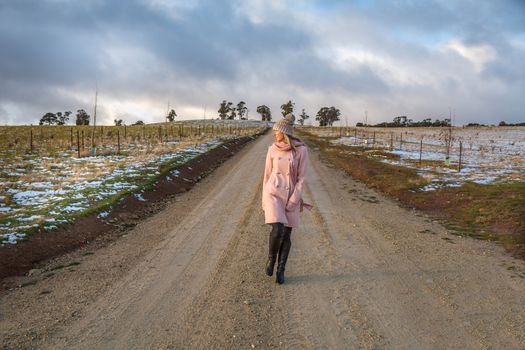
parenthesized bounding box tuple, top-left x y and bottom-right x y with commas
(267, 175, 280, 195)
(266, 174, 286, 198)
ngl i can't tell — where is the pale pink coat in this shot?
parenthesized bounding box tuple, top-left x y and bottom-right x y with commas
(262, 139, 310, 228)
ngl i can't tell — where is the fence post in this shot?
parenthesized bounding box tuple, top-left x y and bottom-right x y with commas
(28, 128, 33, 153)
(400, 133, 403, 149)
(117, 129, 121, 154)
(354, 128, 357, 145)
(77, 130, 81, 158)
(390, 133, 393, 149)
(373, 131, 376, 146)
(159, 125, 162, 143)
(458, 141, 463, 172)
(70, 127, 73, 149)
(419, 138, 423, 165)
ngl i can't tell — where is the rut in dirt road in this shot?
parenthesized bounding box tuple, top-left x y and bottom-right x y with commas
(7, 131, 525, 349)
(172, 132, 525, 349)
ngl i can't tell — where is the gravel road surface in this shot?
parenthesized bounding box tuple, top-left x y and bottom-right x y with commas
(1, 132, 524, 349)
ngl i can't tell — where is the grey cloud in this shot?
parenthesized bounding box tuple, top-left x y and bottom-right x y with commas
(0, 0, 524, 125)
(0, 0, 311, 92)
(0, 104, 7, 120)
(482, 42, 525, 85)
(283, 52, 389, 95)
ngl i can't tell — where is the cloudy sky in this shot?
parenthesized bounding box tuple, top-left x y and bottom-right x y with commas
(1, 0, 524, 126)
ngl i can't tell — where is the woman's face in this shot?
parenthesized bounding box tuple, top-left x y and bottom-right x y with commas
(274, 130, 284, 142)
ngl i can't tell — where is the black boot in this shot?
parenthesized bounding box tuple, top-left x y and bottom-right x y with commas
(266, 223, 283, 276)
(276, 227, 292, 284)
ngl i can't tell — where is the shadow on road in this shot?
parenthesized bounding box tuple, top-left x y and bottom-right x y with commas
(284, 273, 353, 285)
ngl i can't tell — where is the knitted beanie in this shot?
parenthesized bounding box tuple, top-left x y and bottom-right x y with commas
(273, 113, 295, 136)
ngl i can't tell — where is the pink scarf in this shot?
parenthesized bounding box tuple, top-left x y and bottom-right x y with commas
(273, 141, 292, 151)
(273, 139, 305, 151)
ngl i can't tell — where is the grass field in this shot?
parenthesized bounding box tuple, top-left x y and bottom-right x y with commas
(0, 119, 265, 156)
(297, 127, 525, 258)
(0, 120, 268, 245)
(303, 125, 525, 187)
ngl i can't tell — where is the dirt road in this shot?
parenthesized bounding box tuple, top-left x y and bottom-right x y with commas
(1, 132, 525, 349)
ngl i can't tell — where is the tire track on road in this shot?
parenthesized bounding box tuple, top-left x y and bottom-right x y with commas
(296, 142, 525, 349)
(44, 133, 274, 350)
(7, 130, 524, 349)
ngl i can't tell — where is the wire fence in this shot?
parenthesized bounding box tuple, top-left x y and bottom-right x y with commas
(300, 126, 525, 181)
(0, 120, 266, 157)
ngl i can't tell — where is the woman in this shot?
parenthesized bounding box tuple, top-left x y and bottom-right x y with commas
(262, 113, 312, 284)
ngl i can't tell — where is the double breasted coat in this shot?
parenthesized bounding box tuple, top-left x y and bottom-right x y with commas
(262, 139, 310, 228)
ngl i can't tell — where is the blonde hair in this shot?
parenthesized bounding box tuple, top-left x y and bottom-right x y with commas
(283, 133, 302, 152)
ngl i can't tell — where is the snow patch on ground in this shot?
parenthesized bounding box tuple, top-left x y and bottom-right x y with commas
(329, 127, 525, 191)
(134, 193, 146, 202)
(0, 137, 236, 245)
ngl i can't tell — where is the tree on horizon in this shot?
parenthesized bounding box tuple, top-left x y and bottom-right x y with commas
(75, 109, 90, 125)
(316, 106, 340, 126)
(298, 109, 309, 125)
(280, 100, 294, 116)
(39, 112, 58, 125)
(218, 100, 233, 120)
(167, 109, 177, 122)
(257, 105, 272, 121)
(236, 101, 248, 120)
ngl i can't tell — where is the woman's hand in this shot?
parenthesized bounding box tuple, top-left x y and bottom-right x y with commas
(300, 199, 313, 212)
(285, 200, 299, 212)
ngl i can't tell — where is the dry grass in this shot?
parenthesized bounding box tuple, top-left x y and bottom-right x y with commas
(0, 121, 263, 157)
(298, 129, 525, 258)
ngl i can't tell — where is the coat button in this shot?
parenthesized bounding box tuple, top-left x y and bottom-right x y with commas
(278, 157, 282, 160)
(276, 184, 279, 188)
(276, 172, 281, 174)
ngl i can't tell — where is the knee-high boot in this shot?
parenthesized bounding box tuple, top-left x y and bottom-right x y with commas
(266, 223, 283, 276)
(276, 226, 292, 284)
